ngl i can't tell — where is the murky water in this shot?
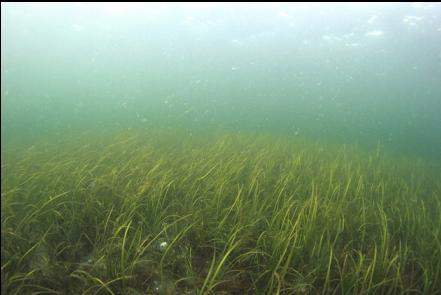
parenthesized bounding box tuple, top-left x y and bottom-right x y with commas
(1, 3, 441, 294)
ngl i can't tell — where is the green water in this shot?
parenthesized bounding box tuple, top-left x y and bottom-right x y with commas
(1, 3, 441, 294)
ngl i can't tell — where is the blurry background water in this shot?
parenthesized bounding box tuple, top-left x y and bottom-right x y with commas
(1, 2, 440, 161)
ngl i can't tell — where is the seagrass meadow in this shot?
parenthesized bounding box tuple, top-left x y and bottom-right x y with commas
(2, 129, 441, 294)
(2, 3, 441, 295)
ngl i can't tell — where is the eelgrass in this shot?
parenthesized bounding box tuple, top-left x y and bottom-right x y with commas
(1, 129, 440, 294)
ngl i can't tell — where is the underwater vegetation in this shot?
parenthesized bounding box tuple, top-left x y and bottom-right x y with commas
(1, 129, 440, 294)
